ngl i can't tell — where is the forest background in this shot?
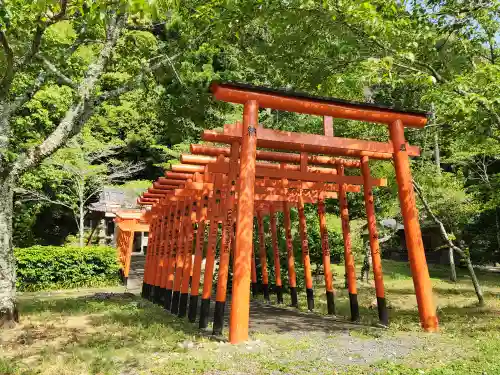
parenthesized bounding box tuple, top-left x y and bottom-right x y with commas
(2, 0, 500, 291)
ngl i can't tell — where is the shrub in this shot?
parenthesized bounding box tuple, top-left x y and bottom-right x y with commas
(15, 245, 120, 291)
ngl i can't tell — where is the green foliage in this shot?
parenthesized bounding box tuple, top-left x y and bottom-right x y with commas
(14, 245, 120, 291)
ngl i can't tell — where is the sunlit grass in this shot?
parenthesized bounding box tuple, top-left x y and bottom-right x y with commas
(1, 260, 499, 374)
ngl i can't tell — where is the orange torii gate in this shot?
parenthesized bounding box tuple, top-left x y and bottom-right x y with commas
(204, 82, 437, 344)
(138, 153, 355, 333)
(136, 82, 437, 344)
(178, 146, 389, 321)
(139, 140, 390, 332)
(114, 210, 151, 286)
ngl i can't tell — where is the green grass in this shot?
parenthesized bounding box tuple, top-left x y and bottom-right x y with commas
(1, 260, 499, 374)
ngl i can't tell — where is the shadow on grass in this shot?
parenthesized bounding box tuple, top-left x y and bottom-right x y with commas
(19, 293, 137, 315)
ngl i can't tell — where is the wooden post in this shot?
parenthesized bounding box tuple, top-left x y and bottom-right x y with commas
(229, 100, 258, 344)
(213, 142, 239, 336)
(159, 203, 174, 303)
(141, 215, 155, 298)
(389, 120, 438, 332)
(179, 200, 196, 317)
(361, 156, 388, 326)
(270, 204, 283, 303)
(164, 201, 179, 310)
(123, 229, 134, 288)
(298, 194, 314, 311)
(283, 200, 298, 307)
(150, 210, 163, 302)
(189, 196, 208, 322)
(199, 174, 223, 329)
(171, 200, 188, 314)
(257, 210, 270, 301)
(318, 198, 335, 315)
(154, 203, 168, 304)
(338, 164, 359, 321)
(251, 239, 258, 297)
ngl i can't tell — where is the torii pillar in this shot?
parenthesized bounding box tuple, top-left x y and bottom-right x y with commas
(229, 100, 259, 344)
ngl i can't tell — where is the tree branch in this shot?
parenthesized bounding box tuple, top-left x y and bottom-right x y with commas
(11, 13, 126, 178)
(413, 180, 463, 254)
(37, 55, 77, 89)
(18, 0, 69, 69)
(0, 30, 15, 98)
(413, 179, 485, 304)
(15, 188, 74, 211)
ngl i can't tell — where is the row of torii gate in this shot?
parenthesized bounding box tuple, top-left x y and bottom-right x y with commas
(137, 82, 438, 344)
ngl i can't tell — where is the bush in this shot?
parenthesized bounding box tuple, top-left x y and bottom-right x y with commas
(15, 245, 120, 291)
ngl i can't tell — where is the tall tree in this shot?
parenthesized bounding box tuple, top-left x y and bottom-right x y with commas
(0, 0, 169, 326)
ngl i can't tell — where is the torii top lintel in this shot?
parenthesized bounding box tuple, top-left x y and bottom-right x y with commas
(210, 82, 429, 128)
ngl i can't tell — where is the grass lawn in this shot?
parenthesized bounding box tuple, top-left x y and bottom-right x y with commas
(1, 260, 499, 375)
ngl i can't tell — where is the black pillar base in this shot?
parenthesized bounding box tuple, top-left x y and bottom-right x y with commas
(306, 288, 314, 311)
(149, 285, 158, 302)
(276, 285, 283, 304)
(212, 301, 225, 336)
(153, 286, 162, 304)
(349, 293, 360, 322)
(326, 291, 335, 315)
(290, 287, 298, 307)
(262, 284, 270, 301)
(123, 276, 128, 287)
(164, 289, 173, 310)
(377, 296, 389, 326)
(251, 282, 258, 297)
(188, 295, 199, 323)
(141, 283, 149, 298)
(178, 293, 189, 317)
(145, 284, 153, 301)
(161, 288, 168, 304)
(170, 291, 181, 314)
(199, 298, 210, 329)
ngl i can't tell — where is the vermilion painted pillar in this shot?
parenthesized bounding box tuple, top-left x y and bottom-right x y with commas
(154, 202, 169, 304)
(361, 156, 389, 326)
(298, 195, 314, 311)
(164, 201, 180, 310)
(189, 212, 207, 322)
(318, 198, 335, 315)
(251, 240, 258, 297)
(179, 201, 196, 317)
(150, 210, 164, 303)
(389, 120, 438, 332)
(199, 176, 223, 329)
(164, 202, 178, 310)
(213, 142, 239, 336)
(159, 203, 174, 303)
(338, 164, 359, 321)
(283, 201, 298, 307)
(141, 214, 155, 299)
(124, 229, 134, 288)
(171, 200, 189, 314)
(257, 211, 270, 301)
(270, 204, 283, 304)
(229, 100, 258, 344)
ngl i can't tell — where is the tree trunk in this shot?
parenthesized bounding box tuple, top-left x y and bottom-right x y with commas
(360, 243, 372, 282)
(464, 255, 485, 306)
(79, 200, 84, 248)
(413, 180, 485, 305)
(495, 208, 500, 255)
(434, 130, 441, 175)
(448, 246, 457, 282)
(0, 175, 19, 328)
